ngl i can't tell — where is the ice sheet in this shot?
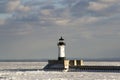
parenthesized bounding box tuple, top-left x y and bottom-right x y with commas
(0, 61, 120, 80)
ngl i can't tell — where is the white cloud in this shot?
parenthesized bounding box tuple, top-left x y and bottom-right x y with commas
(0, 0, 120, 36)
(72, 16, 102, 25)
(100, 0, 119, 3)
(40, 9, 52, 16)
(88, 0, 120, 11)
(0, 0, 120, 59)
(88, 2, 109, 11)
(18, 5, 31, 12)
(6, 0, 20, 12)
(55, 19, 70, 25)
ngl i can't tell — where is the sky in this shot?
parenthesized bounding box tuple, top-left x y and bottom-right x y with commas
(0, 0, 120, 60)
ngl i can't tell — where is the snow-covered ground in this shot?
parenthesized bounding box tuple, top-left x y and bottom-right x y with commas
(0, 61, 120, 80)
(0, 62, 47, 70)
(0, 71, 120, 80)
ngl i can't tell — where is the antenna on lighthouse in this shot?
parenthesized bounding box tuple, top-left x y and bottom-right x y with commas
(57, 36, 66, 60)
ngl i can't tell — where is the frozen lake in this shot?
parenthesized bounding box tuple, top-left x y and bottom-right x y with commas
(0, 61, 120, 80)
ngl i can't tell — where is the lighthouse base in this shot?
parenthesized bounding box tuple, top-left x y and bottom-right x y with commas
(58, 57, 66, 61)
(44, 60, 69, 70)
(44, 59, 83, 71)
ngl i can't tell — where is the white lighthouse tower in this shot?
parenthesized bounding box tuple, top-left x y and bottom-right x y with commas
(57, 37, 66, 60)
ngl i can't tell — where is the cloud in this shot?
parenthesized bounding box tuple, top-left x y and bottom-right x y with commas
(88, 1, 115, 11)
(0, 0, 120, 59)
(6, 0, 20, 12)
(59, 0, 120, 24)
(55, 19, 70, 25)
(88, 2, 109, 11)
(17, 5, 31, 12)
(0, 19, 5, 25)
(100, 0, 119, 3)
(87, 0, 120, 16)
(0, 0, 9, 13)
(0, 0, 20, 13)
(0, 21, 33, 36)
(40, 9, 52, 16)
(0, 0, 120, 36)
(74, 16, 102, 25)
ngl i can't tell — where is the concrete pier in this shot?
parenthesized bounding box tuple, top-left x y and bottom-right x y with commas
(44, 37, 120, 72)
(44, 60, 120, 71)
(44, 59, 84, 71)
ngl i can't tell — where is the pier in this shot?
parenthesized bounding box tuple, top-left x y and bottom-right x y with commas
(44, 37, 120, 72)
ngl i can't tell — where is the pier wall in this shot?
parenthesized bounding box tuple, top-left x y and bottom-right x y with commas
(47, 60, 84, 70)
(69, 60, 83, 66)
(48, 60, 64, 64)
(45, 60, 120, 71)
(70, 66, 120, 70)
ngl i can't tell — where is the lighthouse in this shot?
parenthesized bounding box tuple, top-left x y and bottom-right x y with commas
(57, 37, 66, 60)
(44, 37, 84, 71)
